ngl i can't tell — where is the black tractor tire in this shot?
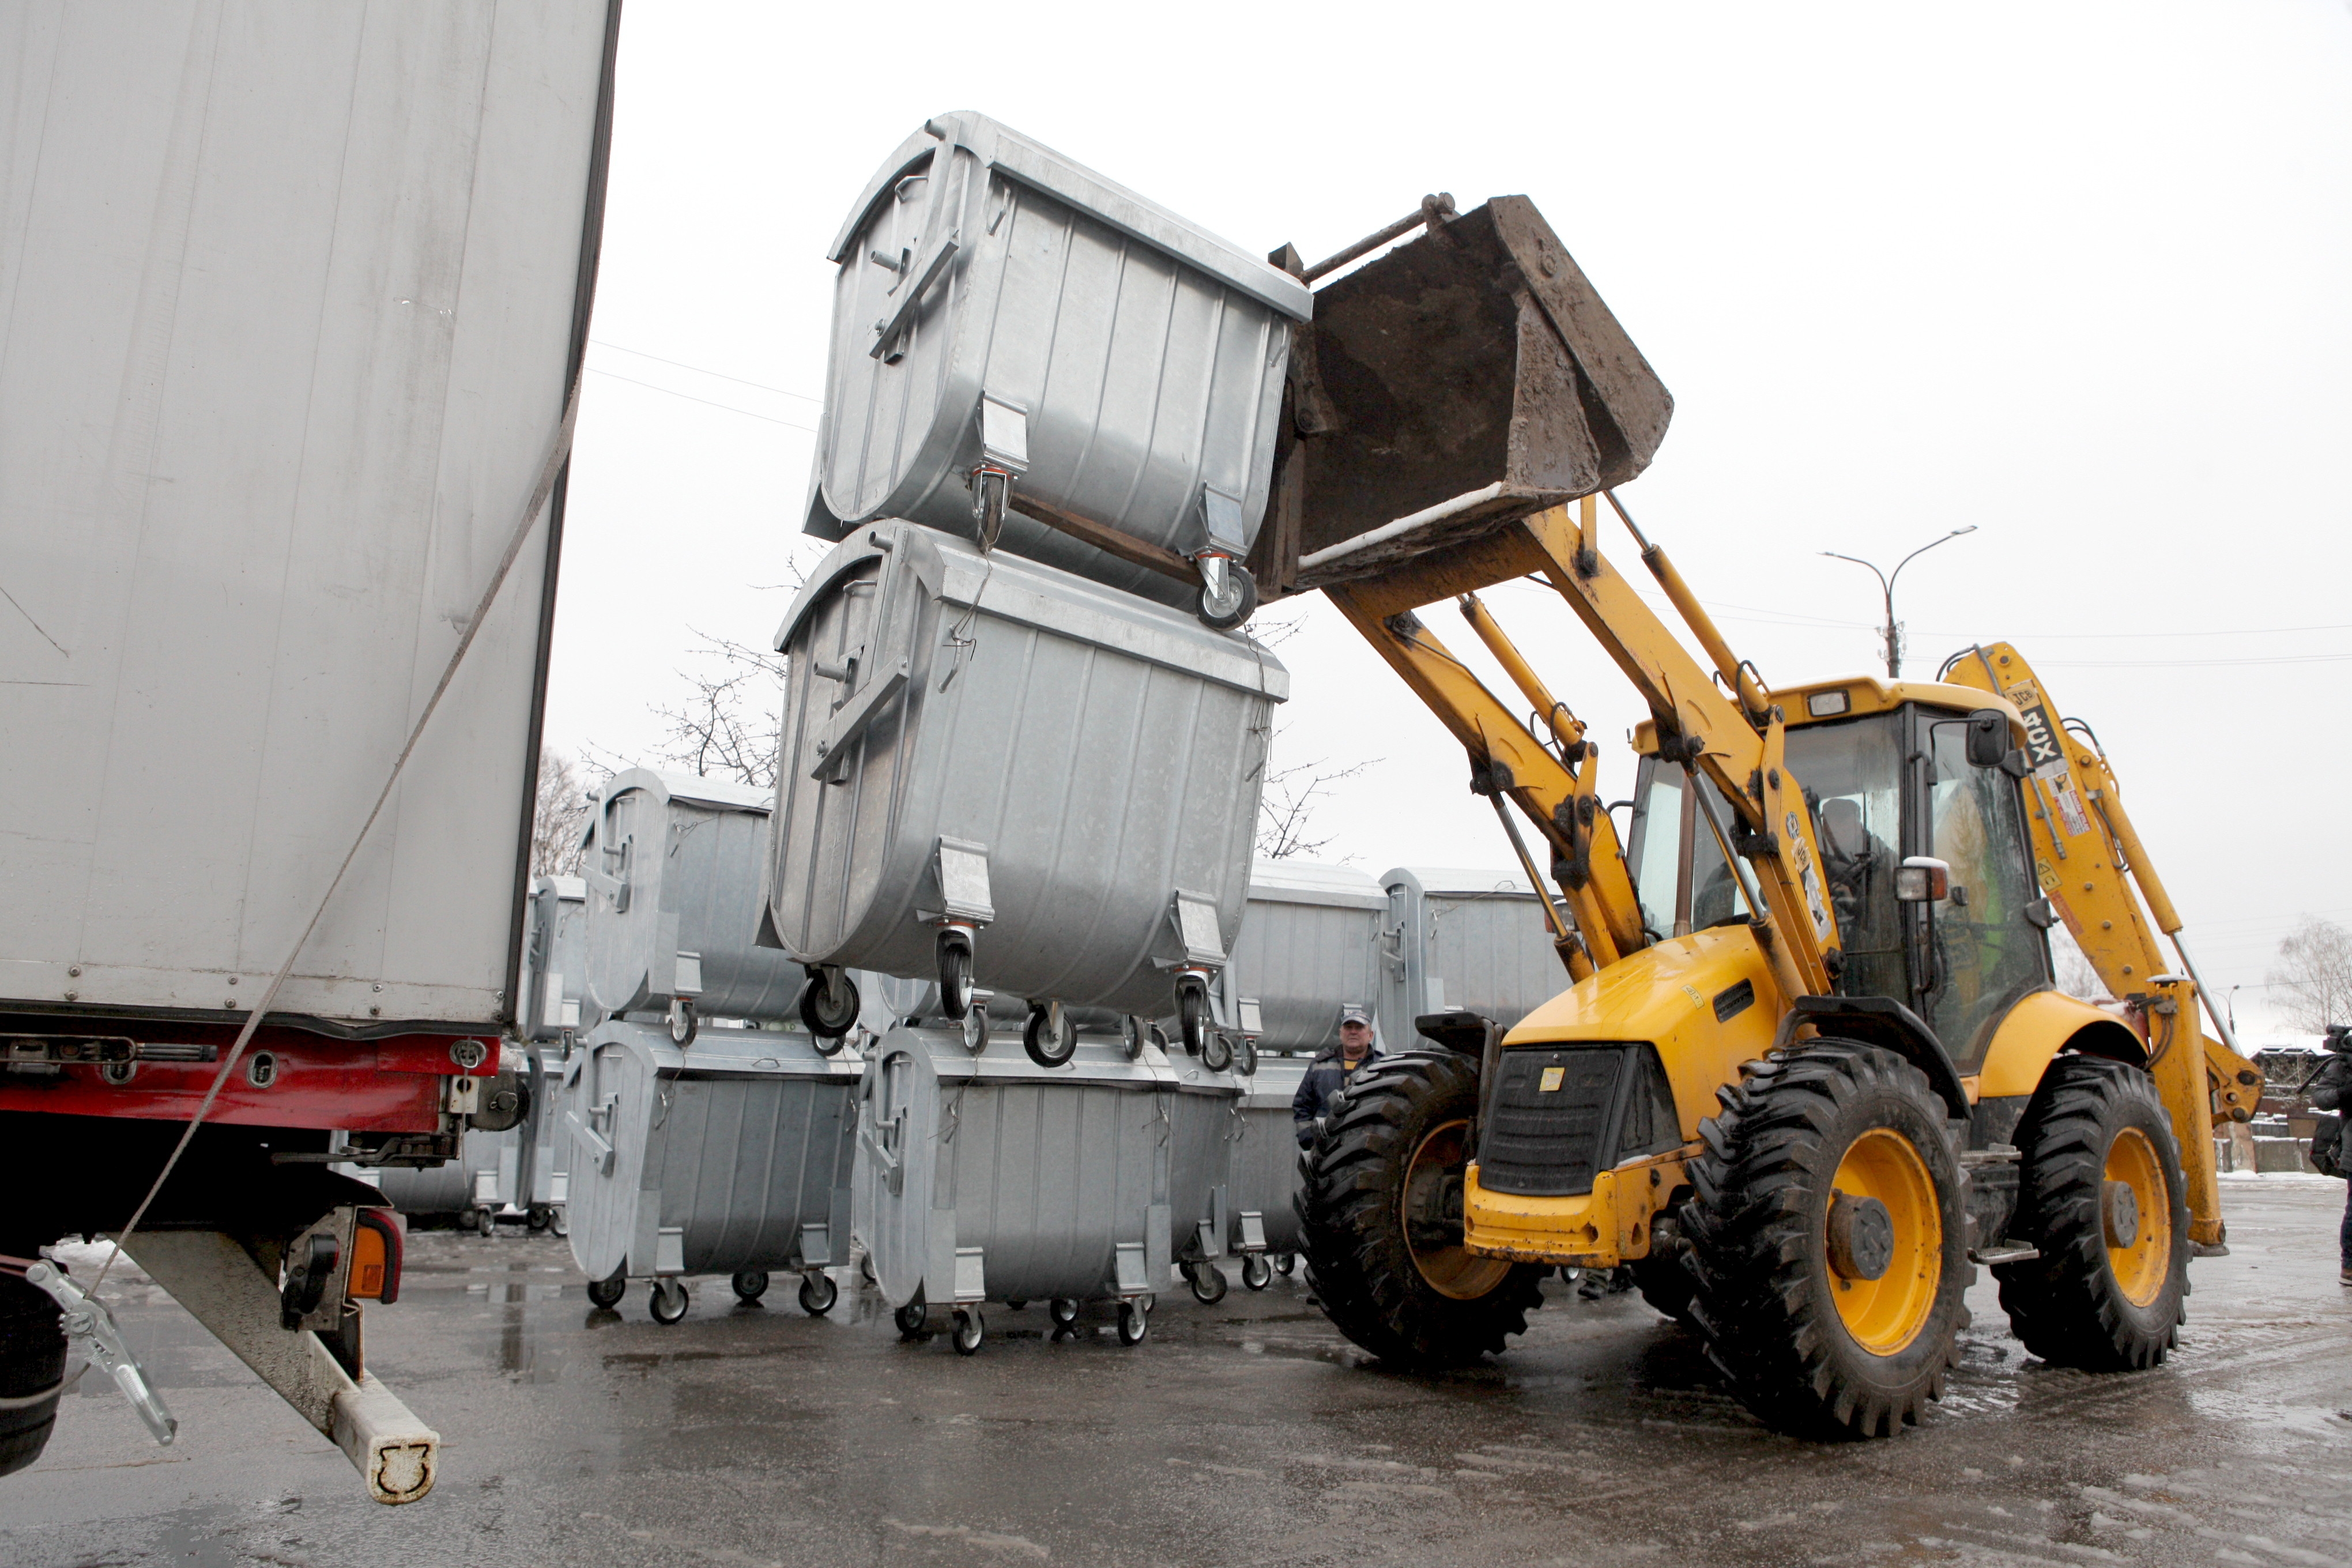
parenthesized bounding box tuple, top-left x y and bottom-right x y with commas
(1294, 1048, 1545, 1367)
(0, 1270, 66, 1478)
(1682, 1042, 1971, 1439)
(1996, 1054, 2189, 1371)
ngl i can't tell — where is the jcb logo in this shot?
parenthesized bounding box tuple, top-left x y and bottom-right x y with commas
(2007, 683, 2064, 775)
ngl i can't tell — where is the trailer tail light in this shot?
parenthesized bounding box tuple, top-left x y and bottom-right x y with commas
(350, 1208, 404, 1304)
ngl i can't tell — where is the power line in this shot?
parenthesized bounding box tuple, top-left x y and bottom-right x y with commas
(590, 340, 823, 404)
(586, 367, 819, 433)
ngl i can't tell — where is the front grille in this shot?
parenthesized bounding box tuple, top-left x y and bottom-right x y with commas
(1477, 1047, 1625, 1197)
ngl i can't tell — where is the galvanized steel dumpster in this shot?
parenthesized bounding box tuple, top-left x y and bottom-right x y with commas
(586, 771, 811, 1041)
(1163, 1056, 1245, 1302)
(365, 1128, 518, 1234)
(1229, 1054, 1311, 1284)
(1375, 867, 1567, 1041)
(766, 522, 1284, 1039)
(854, 1023, 1171, 1351)
(521, 876, 589, 1041)
(806, 111, 1312, 620)
(560, 1019, 861, 1324)
(1228, 861, 1386, 1054)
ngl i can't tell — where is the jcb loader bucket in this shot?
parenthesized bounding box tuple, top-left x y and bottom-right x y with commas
(1249, 197, 1673, 598)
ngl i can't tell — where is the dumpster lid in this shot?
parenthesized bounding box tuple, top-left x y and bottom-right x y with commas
(1247, 860, 1388, 910)
(597, 767, 772, 817)
(827, 111, 1312, 324)
(1381, 866, 1539, 900)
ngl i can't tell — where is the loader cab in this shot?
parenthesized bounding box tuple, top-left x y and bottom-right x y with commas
(1626, 684, 2051, 1072)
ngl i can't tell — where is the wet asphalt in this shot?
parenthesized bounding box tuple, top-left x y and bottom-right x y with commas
(5, 1177, 2349, 1568)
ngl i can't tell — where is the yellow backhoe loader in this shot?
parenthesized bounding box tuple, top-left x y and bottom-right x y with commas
(1250, 198, 2264, 1439)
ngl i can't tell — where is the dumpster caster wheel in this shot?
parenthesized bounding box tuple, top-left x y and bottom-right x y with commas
(895, 1302, 928, 1338)
(586, 1270, 627, 1310)
(1196, 557, 1258, 631)
(1022, 1002, 1077, 1069)
(1242, 1254, 1273, 1291)
(936, 929, 975, 1020)
(473, 1207, 497, 1237)
(860, 1254, 877, 1285)
(1186, 1261, 1228, 1305)
(649, 1279, 690, 1325)
(1201, 1030, 1234, 1074)
(798, 968, 860, 1050)
(1049, 1298, 1079, 1328)
(667, 997, 698, 1047)
(1117, 1303, 1149, 1346)
(526, 1205, 552, 1232)
(1273, 1253, 1295, 1277)
(798, 1272, 838, 1316)
(1176, 977, 1211, 1058)
(1004, 1298, 1026, 1311)
(732, 1270, 770, 1304)
(552, 1211, 570, 1239)
(952, 1308, 985, 1356)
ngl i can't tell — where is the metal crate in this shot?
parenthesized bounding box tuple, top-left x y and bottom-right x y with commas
(806, 112, 1313, 614)
(585, 770, 809, 1031)
(1377, 867, 1569, 1041)
(1228, 861, 1386, 1054)
(854, 1023, 1172, 1347)
(559, 1020, 861, 1319)
(766, 522, 1284, 1019)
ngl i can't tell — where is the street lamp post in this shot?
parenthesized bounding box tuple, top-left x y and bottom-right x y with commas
(1820, 526, 1979, 678)
(2229, 984, 2242, 1033)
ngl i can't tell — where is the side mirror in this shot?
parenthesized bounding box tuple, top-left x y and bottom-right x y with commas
(2023, 898, 2057, 929)
(1896, 856, 1950, 903)
(1965, 708, 2010, 768)
(1999, 749, 2031, 779)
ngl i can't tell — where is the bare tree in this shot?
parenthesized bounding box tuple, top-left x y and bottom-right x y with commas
(647, 631, 789, 789)
(530, 748, 594, 877)
(2267, 916, 2352, 1032)
(1256, 726, 1375, 861)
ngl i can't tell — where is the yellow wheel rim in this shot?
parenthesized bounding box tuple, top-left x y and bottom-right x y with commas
(2104, 1126, 2172, 1307)
(1827, 1128, 1943, 1356)
(1400, 1119, 1511, 1301)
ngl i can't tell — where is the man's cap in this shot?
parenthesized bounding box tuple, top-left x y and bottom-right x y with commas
(1339, 1006, 1373, 1027)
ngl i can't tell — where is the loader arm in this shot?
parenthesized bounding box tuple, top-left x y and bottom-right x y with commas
(1945, 643, 2261, 1246)
(1328, 497, 1842, 1004)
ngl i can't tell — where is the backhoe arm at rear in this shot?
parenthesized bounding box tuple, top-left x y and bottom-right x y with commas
(1946, 642, 2261, 1246)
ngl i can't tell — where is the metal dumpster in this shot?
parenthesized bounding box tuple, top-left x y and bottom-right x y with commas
(1228, 1054, 1311, 1284)
(854, 1022, 1171, 1352)
(559, 1019, 861, 1324)
(806, 111, 1313, 622)
(1163, 1055, 1245, 1302)
(365, 1127, 518, 1235)
(517, 1043, 570, 1234)
(521, 876, 589, 1041)
(586, 770, 811, 1041)
(765, 522, 1284, 1041)
(1376, 866, 1569, 1040)
(1228, 861, 1386, 1054)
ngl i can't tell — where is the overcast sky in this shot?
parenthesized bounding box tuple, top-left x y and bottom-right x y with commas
(546, 0, 2352, 1036)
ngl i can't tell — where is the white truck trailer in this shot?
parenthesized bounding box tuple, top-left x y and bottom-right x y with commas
(0, 1, 620, 1502)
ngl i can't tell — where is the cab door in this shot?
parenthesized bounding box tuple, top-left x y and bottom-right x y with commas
(1906, 708, 2053, 1071)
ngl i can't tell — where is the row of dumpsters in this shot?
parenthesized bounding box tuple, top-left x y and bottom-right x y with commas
(376, 769, 1565, 1353)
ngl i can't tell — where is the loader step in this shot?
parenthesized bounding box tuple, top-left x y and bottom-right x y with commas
(1967, 1241, 2041, 1265)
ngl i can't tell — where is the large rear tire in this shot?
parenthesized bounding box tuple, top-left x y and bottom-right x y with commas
(1294, 1049, 1545, 1366)
(1683, 1042, 1970, 1439)
(1996, 1054, 2188, 1370)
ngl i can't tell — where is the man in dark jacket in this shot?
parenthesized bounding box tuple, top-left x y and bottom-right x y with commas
(1294, 1007, 1381, 1148)
(2308, 1025, 2352, 1284)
